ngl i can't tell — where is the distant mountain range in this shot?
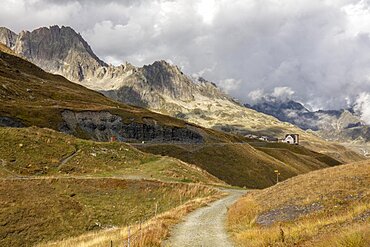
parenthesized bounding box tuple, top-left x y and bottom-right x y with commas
(247, 99, 370, 142)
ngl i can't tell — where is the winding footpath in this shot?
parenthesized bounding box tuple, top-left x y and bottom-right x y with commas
(163, 189, 246, 247)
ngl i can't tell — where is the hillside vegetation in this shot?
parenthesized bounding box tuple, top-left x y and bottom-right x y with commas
(0, 127, 222, 184)
(0, 126, 225, 246)
(227, 160, 370, 246)
(0, 177, 219, 246)
(135, 142, 342, 188)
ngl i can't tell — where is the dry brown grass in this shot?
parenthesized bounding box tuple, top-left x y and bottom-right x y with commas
(0, 177, 220, 246)
(227, 160, 370, 247)
(37, 191, 224, 247)
(317, 224, 370, 247)
(0, 126, 223, 185)
(0, 43, 17, 55)
(135, 142, 343, 188)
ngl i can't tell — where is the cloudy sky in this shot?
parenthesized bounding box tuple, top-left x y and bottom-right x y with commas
(1, 0, 370, 115)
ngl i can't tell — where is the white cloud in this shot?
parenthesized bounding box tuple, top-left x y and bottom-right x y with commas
(354, 92, 370, 124)
(248, 87, 295, 103)
(218, 78, 241, 93)
(196, 0, 219, 25)
(341, 0, 370, 36)
(271, 87, 295, 100)
(248, 89, 265, 103)
(191, 66, 216, 78)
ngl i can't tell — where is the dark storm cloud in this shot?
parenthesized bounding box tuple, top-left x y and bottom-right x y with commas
(1, 0, 370, 113)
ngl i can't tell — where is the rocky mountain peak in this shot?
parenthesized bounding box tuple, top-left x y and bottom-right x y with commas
(11, 25, 107, 82)
(0, 27, 18, 49)
(137, 60, 197, 102)
(143, 60, 183, 78)
(15, 25, 105, 64)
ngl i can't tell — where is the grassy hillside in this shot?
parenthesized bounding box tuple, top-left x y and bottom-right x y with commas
(0, 127, 223, 247)
(134, 142, 342, 188)
(157, 89, 364, 164)
(37, 193, 224, 247)
(0, 127, 222, 184)
(0, 125, 343, 189)
(0, 177, 219, 246)
(227, 160, 370, 246)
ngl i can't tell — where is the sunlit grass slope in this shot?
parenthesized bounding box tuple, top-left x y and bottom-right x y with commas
(227, 160, 370, 246)
(0, 177, 219, 246)
(0, 126, 222, 184)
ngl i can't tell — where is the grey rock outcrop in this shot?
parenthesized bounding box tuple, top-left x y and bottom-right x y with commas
(102, 60, 230, 111)
(60, 110, 204, 143)
(13, 25, 107, 82)
(0, 116, 24, 128)
(0, 27, 18, 49)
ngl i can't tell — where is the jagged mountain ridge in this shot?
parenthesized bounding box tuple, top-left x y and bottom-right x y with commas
(102, 60, 230, 111)
(248, 99, 370, 142)
(0, 25, 292, 129)
(0, 26, 227, 105)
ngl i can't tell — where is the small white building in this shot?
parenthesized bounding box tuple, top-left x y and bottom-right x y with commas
(259, 136, 269, 141)
(282, 134, 299, 145)
(245, 134, 258, 139)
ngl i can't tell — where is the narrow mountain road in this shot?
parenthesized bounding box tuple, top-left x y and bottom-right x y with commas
(163, 189, 246, 247)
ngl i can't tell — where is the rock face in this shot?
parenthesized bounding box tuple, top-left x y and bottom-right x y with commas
(60, 110, 203, 143)
(0, 116, 24, 128)
(248, 99, 370, 142)
(11, 25, 107, 82)
(102, 61, 230, 111)
(0, 27, 17, 48)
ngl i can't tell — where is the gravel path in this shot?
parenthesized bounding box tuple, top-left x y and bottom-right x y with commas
(163, 189, 246, 247)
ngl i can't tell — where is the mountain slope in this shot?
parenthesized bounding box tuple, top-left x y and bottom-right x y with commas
(0, 126, 222, 184)
(12, 25, 107, 82)
(0, 28, 316, 130)
(228, 160, 370, 246)
(134, 142, 341, 188)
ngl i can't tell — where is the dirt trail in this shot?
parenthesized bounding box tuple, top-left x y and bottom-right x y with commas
(59, 149, 80, 167)
(163, 189, 246, 247)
